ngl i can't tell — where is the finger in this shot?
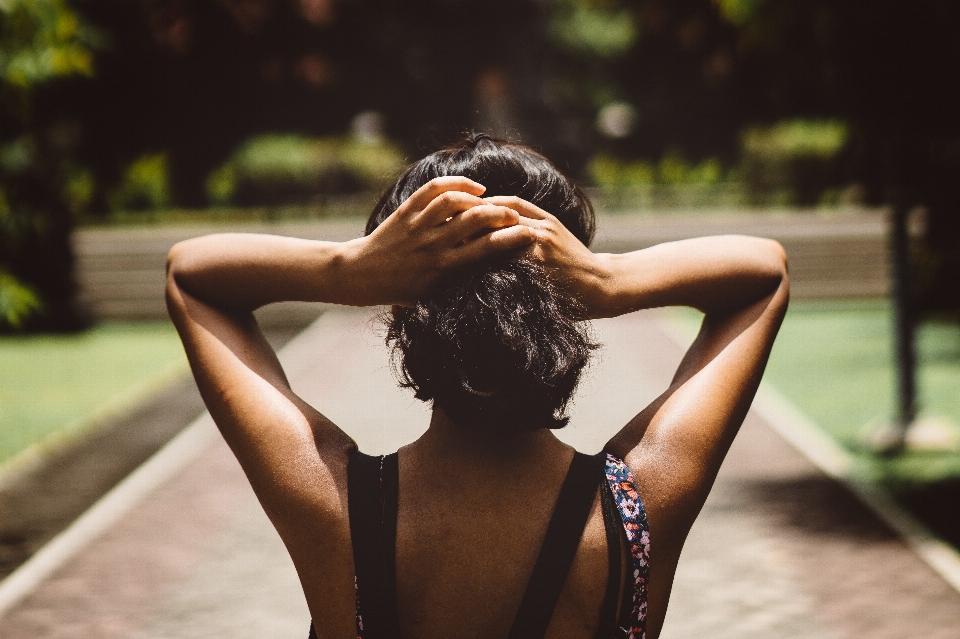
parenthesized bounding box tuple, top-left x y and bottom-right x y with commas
(442, 205, 519, 241)
(400, 176, 486, 217)
(483, 195, 550, 220)
(416, 190, 487, 227)
(514, 215, 549, 230)
(448, 225, 536, 266)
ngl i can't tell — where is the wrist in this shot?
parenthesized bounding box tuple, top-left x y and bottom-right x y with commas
(333, 236, 380, 306)
(580, 253, 619, 319)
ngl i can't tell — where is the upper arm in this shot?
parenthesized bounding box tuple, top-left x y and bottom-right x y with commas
(165, 258, 356, 536)
(603, 242, 788, 555)
(624, 281, 786, 502)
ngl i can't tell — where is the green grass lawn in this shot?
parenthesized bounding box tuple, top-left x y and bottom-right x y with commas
(0, 322, 187, 467)
(671, 300, 960, 488)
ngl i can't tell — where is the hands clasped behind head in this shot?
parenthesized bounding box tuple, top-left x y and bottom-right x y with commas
(353, 177, 537, 306)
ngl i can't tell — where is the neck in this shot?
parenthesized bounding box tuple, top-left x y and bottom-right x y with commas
(407, 406, 569, 469)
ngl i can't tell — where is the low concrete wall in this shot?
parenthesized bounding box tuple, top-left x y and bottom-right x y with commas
(74, 220, 363, 327)
(593, 210, 890, 299)
(74, 210, 890, 324)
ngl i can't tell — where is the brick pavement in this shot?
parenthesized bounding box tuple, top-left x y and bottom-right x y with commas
(1, 308, 959, 638)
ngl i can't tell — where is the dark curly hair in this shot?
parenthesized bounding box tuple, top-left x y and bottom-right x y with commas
(367, 134, 599, 433)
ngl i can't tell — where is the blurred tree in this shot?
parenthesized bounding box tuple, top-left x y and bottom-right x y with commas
(713, 0, 960, 434)
(52, 0, 563, 208)
(0, 0, 98, 331)
(722, 0, 960, 313)
(205, 133, 404, 206)
(50, 0, 728, 209)
(602, 0, 958, 310)
(562, 0, 746, 168)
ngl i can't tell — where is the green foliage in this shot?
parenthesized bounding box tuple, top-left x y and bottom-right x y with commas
(741, 119, 848, 161)
(0, 268, 41, 329)
(207, 134, 406, 206)
(739, 119, 849, 205)
(0, 167, 43, 303)
(108, 153, 170, 212)
(64, 166, 93, 215)
(0, 0, 97, 331)
(205, 163, 236, 206)
(0, 133, 34, 169)
(588, 152, 741, 210)
(0, 0, 97, 88)
(588, 155, 653, 187)
(713, 0, 769, 26)
(550, 0, 638, 58)
(588, 151, 725, 187)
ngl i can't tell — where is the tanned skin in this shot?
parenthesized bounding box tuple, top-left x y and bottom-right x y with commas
(166, 176, 789, 639)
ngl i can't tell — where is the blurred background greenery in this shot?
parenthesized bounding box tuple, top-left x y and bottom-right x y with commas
(3, 0, 960, 331)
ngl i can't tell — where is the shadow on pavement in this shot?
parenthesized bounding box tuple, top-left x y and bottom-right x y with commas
(741, 475, 897, 543)
(902, 479, 960, 549)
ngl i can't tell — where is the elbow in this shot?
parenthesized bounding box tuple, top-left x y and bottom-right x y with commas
(772, 239, 789, 293)
(755, 237, 789, 294)
(759, 237, 789, 281)
(165, 243, 187, 321)
(772, 239, 789, 279)
(763, 238, 790, 311)
(165, 238, 206, 293)
(724, 235, 788, 285)
(743, 237, 790, 312)
(165, 240, 201, 321)
(165, 240, 190, 281)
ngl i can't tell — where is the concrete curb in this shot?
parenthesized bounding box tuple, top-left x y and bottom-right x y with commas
(655, 314, 960, 595)
(0, 412, 219, 619)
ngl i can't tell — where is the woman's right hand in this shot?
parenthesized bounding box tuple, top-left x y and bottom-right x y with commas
(341, 177, 536, 306)
(482, 195, 616, 317)
(486, 194, 789, 321)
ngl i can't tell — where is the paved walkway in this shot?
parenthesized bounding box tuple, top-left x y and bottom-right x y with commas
(2, 308, 960, 638)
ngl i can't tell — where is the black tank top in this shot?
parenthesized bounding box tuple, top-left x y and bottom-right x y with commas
(308, 450, 636, 639)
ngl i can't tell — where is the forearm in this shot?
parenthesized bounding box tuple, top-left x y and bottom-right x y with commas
(166, 233, 360, 312)
(594, 235, 788, 318)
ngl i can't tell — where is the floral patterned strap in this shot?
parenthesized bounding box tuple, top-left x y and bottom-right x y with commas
(604, 453, 650, 639)
(355, 573, 364, 639)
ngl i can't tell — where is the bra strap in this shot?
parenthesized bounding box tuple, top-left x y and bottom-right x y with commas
(596, 467, 627, 638)
(381, 452, 401, 632)
(506, 451, 604, 639)
(348, 450, 401, 639)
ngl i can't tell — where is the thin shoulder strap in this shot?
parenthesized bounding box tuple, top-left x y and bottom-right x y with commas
(506, 451, 604, 639)
(596, 470, 626, 638)
(348, 450, 401, 639)
(381, 452, 401, 631)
